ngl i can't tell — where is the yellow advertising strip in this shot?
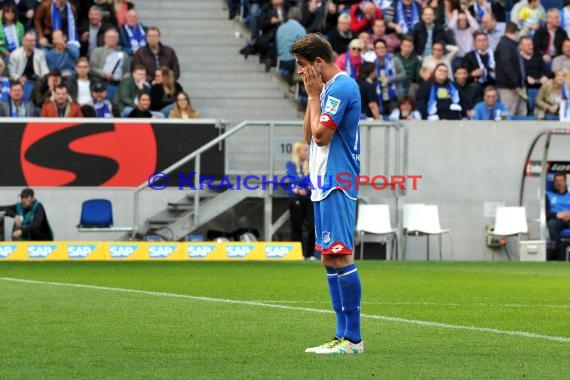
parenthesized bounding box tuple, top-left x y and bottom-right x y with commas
(0, 242, 303, 261)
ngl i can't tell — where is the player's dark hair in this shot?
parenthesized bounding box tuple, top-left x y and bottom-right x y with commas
(553, 171, 567, 181)
(290, 33, 334, 64)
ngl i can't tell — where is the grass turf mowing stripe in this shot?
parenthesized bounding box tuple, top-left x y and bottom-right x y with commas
(2, 276, 569, 344)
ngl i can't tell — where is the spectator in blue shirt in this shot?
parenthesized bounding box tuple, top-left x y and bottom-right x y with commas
(46, 30, 80, 79)
(472, 86, 511, 120)
(276, 7, 306, 84)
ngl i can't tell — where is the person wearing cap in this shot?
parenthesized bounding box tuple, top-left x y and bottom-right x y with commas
(0, 188, 53, 241)
(90, 79, 119, 118)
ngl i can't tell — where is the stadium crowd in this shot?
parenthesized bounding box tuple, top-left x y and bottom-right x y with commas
(233, 0, 570, 121)
(0, 0, 199, 119)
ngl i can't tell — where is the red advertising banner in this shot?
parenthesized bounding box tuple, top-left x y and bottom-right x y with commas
(0, 120, 224, 186)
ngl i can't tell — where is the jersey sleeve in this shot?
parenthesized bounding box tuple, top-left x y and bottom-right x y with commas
(320, 79, 352, 130)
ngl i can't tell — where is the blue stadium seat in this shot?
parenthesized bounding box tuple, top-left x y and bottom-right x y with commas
(78, 199, 114, 228)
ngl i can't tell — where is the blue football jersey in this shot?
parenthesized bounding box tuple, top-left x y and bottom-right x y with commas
(310, 72, 361, 201)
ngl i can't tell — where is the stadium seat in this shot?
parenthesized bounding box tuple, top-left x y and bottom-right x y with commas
(402, 204, 453, 260)
(77, 199, 133, 232)
(490, 206, 528, 260)
(355, 204, 397, 260)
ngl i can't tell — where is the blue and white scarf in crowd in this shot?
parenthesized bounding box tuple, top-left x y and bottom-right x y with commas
(474, 2, 487, 22)
(344, 51, 362, 79)
(375, 54, 397, 112)
(94, 100, 112, 118)
(9, 100, 28, 117)
(396, 1, 420, 35)
(51, 1, 78, 46)
(561, 84, 570, 120)
(474, 47, 496, 83)
(4, 24, 19, 52)
(0, 76, 9, 103)
(427, 83, 462, 120)
(124, 24, 146, 52)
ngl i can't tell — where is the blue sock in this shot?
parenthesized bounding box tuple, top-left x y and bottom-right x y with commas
(337, 263, 362, 343)
(326, 266, 345, 339)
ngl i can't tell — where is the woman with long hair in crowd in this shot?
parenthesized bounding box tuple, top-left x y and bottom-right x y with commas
(417, 62, 463, 120)
(285, 141, 315, 260)
(0, 3, 24, 60)
(150, 66, 183, 116)
(169, 91, 199, 119)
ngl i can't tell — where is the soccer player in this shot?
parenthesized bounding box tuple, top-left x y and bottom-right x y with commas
(290, 33, 363, 355)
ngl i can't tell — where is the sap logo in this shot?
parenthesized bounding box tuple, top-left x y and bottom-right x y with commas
(109, 245, 139, 258)
(149, 245, 176, 258)
(187, 245, 216, 258)
(0, 245, 17, 259)
(67, 244, 96, 259)
(265, 245, 293, 259)
(226, 245, 254, 258)
(28, 245, 57, 259)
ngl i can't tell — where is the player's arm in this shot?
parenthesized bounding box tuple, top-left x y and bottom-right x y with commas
(303, 65, 335, 147)
(306, 96, 335, 146)
(303, 102, 312, 145)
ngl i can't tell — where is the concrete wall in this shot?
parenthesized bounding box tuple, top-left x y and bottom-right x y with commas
(365, 121, 568, 260)
(2, 121, 568, 260)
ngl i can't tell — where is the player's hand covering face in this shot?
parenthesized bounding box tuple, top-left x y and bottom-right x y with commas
(299, 60, 323, 98)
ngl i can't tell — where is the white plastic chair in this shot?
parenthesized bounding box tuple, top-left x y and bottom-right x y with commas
(490, 206, 528, 260)
(355, 204, 397, 260)
(403, 204, 453, 260)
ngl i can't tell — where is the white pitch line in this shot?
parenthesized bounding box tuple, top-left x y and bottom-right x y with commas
(1, 277, 569, 344)
(252, 300, 570, 309)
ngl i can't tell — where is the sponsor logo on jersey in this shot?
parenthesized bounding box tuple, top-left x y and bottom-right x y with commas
(330, 244, 346, 254)
(322, 231, 331, 244)
(324, 96, 341, 114)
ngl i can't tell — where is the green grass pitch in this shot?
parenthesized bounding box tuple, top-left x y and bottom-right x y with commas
(1, 261, 569, 379)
